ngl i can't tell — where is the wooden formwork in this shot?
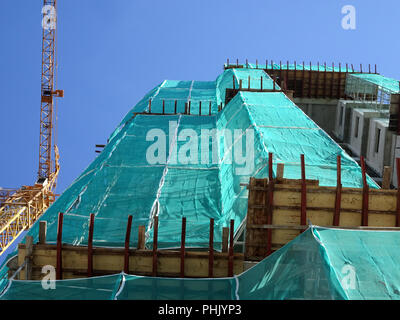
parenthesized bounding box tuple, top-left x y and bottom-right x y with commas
(245, 154, 400, 261)
(266, 67, 349, 99)
(225, 59, 378, 100)
(15, 216, 243, 281)
(17, 244, 244, 280)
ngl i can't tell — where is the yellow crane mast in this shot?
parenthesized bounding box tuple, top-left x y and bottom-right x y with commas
(0, 0, 62, 255)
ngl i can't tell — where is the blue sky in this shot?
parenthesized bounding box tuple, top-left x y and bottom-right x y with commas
(1, 0, 400, 194)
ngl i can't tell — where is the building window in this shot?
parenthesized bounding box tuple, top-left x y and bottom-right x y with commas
(375, 128, 381, 153)
(354, 116, 360, 138)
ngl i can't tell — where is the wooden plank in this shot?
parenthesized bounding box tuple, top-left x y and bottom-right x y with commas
(267, 153, 274, 255)
(228, 220, 234, 277)
(248, 204, 397, 215)
(137, 225, 145, 250)
(56, 212, 64, 280)
(245, 177, 257, 259)
(152, 216, 159, 276)
(276, 163, 284, 179)
(249, 183, 395, 196)
(361, 156, 369, 226)
(247, 224, 400, 231)
(39, 221, 47, 244)
(124, 215, 133, 273)
(236, 88, 284, 93)
(87, 213, 94, 277)
(25, 236, 33, 280)
(333, 155, 342, 226)
(222, 227, 229, 253)
(248, 178, 319, 188)
(300, 155, 307, 226)
(382, 166, 392, 189)
(180, 217, 186, 278)
(286, 61, 289, 93)
(337, 63, 342, 99)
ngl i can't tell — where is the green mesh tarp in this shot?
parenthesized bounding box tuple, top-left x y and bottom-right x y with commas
(0, 274, 123, 300)
(348, 73, 400, 94)
(0, 68, 379, 290)
(3, 227, 400, 300)
(117, 275, 238, 300)
(238, 226, 400, 300)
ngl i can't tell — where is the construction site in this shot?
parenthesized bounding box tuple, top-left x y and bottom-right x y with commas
(2, 1, 400, 301)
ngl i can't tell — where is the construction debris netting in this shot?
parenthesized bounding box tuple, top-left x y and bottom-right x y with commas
(345, 73, 400, 108)
(3, 226, 400, 300)
(0, 68, 379, 294)
(347, 73, 400, 94)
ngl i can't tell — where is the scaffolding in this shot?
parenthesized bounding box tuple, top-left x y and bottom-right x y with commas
(0, 146, 59, 255)
(345, 73, 399, 111)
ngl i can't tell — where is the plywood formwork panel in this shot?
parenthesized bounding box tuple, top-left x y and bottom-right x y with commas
(17, 244, 244, 280)
(245, 177, 400, 261)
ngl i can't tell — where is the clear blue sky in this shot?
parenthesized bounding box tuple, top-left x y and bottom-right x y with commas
(1, 0, 399, 194)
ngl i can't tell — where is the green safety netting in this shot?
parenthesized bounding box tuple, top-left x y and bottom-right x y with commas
(3, 226, 400, 300)
(0, 274, 123, 300)
(348, 73, 400, 94)
(239, 226, 400, 299)
(236, 91, 378, 187)
(0, 67, 379, 293)
(117, 275, 238, 300)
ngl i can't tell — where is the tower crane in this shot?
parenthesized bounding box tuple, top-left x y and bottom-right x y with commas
(0, 0, 62, 255)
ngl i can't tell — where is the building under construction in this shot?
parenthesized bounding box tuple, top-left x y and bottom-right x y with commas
(2, 57, 400, 299)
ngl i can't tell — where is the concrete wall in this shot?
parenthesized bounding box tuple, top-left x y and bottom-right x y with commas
(294, 98, 338, 135)
(333, 100, 374, 144)
(366, 118, 393, 175)
(295, 97, 396, 185)
(348, 109, 382, 158)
